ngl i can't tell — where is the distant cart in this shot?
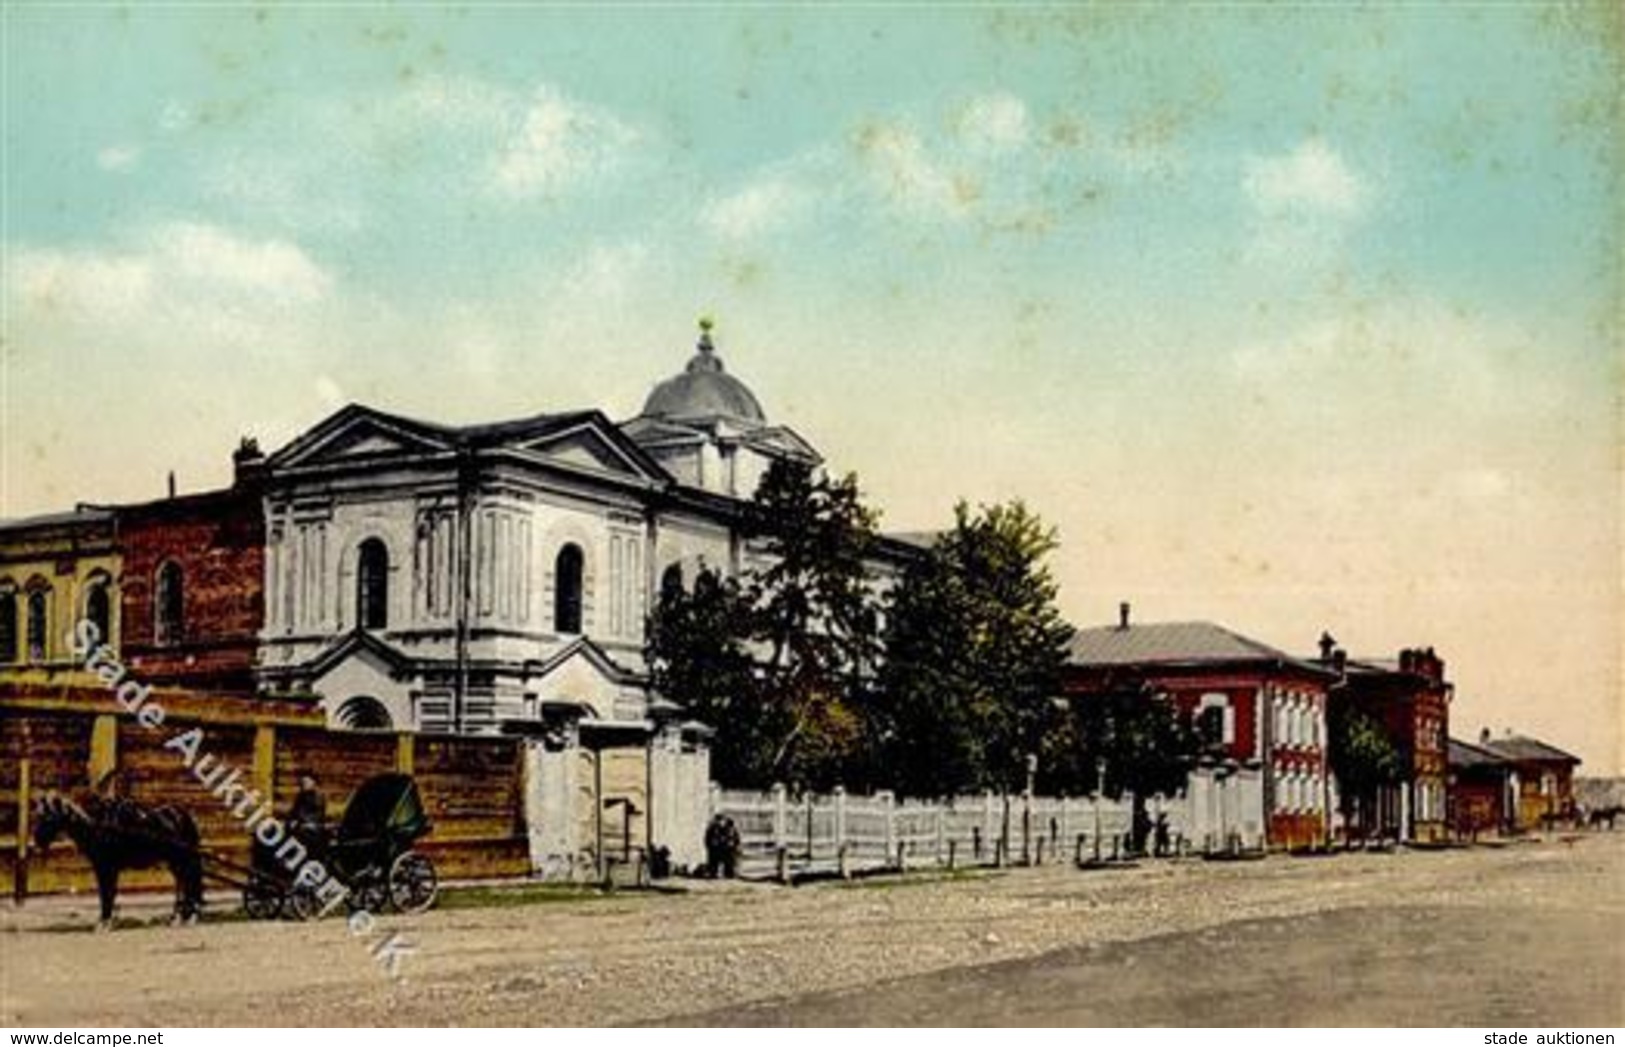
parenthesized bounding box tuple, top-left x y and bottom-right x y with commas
(243, 772, 438, 920)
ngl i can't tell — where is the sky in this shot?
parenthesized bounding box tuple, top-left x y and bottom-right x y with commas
(2, 5, 1619, 771)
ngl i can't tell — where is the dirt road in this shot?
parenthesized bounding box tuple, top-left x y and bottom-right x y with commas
(3, 834, 1621, 1026)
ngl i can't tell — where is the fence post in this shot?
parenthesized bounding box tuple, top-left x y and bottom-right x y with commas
(13, 757, 30, 906)
(982, 791, 996, 864)
(934, 803, 947, 867)
(805, 792, 815, 866)
(253, 724, 277, 809)
(834, 786, 848, 877)
(880, 790, 896, 869)
(771, 782, 787, 855)
(88, 714, 117, 789)
(1021, 791, 1032, 866)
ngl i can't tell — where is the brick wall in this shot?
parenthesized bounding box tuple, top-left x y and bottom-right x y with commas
(117, 488, 265, 693)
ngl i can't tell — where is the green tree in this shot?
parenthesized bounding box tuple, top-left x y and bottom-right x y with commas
(1049, 685, 1200, 850)
(879, 501, 1075, 797)
(744, 460, 882, 790)
(644, 567, 765, 786)
(647, 459, 883, 790)
(1328, 701, 1401, 840)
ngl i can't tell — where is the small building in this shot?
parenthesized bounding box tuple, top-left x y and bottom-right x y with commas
(1065, 606, 1336, 852)
(1477, 729, 1581, 830)
(1446, 735, 1515, 837)
(0, 508, 118, 673)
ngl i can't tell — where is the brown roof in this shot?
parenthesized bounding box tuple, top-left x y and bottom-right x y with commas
(1448, 737, 1512, 770)
(1069, 620, 1330, 675)
(1480, 735, 1581, 766)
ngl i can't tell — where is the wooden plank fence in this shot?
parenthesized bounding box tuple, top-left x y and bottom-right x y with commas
(0, 681, 530, 899)
(712, 785, 1191, 881)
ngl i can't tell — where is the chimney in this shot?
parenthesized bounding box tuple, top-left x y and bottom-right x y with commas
(167, 470, 177, 499)
(232, 436, 266, 488)
(1480, 727, 1491, 745)
(1332, 648, 1347, 674)
(1318, 631, 1336, 662)
(1118, 602, 1131, 630)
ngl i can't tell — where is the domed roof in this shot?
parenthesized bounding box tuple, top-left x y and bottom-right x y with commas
(641, 324, 766, 425)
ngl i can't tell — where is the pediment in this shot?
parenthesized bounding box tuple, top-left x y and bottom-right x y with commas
(512, 421, 669, 483)
(271, 406, 452, 469)
(740, 425, 822, 463)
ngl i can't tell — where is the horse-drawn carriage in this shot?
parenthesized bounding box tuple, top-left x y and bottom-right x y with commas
(243, 773, 439, 920)
(32, 772, 439, 927)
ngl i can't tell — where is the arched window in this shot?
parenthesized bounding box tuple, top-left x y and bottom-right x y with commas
(335, 695, 393, 731)
(554, 544, 584, 635)
(0, 589, 16, 663)
(155, 562, 184, 645)
(659, 563, 685, 602)
(85, 581, 112, 648)
(356, 539, 389, 630)
(26, 589, 48, 662)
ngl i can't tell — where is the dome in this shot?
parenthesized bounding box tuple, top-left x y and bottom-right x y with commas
(640, 325, 766, 425)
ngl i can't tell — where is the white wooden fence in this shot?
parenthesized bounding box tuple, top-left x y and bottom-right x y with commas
(711, 785, 1192, 880)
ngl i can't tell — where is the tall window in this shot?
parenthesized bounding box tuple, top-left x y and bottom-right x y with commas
(26, 589, 48, 662)
(155, 562, 184, 645)
(85, 581, 112, 647)
(357, 538, 389, 630)
(554, 544, 584, 635)
(0, 590, 16, 663)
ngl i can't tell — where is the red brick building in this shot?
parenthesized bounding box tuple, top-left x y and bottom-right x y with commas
(1065, 607, 1336, 851)
(113, 448, 267, 694)
(1324, 642, 1453, 843)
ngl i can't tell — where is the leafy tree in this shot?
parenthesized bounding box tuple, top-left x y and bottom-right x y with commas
(744, 460, 882, 790)
(1049, 685, 1200, 850)
(646, 459, 882, 790)
(879, 501, 1075, 797)
(1328, 701, 1401, 839)
(644, 568, 765, 786)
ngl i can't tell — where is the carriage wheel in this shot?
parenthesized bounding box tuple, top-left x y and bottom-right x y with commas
(387, 851, 437, 914)
(282, 886, 319, 922)
(243, 880, 281, 921)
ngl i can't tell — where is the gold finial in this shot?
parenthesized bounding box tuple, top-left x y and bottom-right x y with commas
(697, 314, 716, 352)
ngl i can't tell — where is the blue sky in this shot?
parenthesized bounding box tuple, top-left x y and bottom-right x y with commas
(3, 4, 1619, 769)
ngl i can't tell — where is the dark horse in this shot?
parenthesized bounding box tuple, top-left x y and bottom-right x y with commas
(1587, 804, 1623, 831)
(32, 793, 205, 929)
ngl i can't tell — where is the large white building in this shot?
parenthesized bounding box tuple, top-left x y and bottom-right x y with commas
(256, 324, 898, 737)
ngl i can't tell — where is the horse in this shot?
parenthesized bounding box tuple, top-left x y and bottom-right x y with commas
(1586, 804, 1623, 831)
(31, 792, 205, 929)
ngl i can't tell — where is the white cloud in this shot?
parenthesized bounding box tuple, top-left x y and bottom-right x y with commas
(1243, 137, 1366, 216)
(8, 222, 334, 352)
(956, 92, 1030, 152)
(700, 176, 813, 241)
(855, 121, 975, 218)
(490, 85, 639, 199)
(150, 222, 331, 303)
(96, 144, 141, 172)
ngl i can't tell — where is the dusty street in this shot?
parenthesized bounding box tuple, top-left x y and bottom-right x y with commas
(3, 834, 1621, 1027)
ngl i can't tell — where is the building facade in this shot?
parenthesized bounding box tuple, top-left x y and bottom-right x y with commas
(255, 326, 895, 737)
(1320, 641, 1453, 843)
(0, 509, 118, 674)
(1478, 730, 1581, 830)
(1064, 607, 1335, 852)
